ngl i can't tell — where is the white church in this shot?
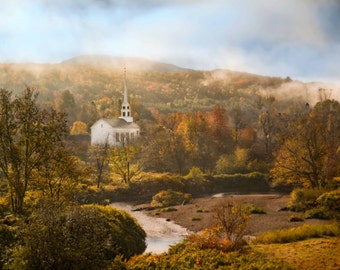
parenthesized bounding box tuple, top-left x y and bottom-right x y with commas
(90, 70, 140, 146)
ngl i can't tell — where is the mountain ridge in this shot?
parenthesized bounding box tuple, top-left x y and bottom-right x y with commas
(60, 55, 190, 72)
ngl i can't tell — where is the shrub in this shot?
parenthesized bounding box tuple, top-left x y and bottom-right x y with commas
(151, 189, 192, 208)
(188, 227, 234, 251)
(304, 207, 331, 220)
(243, 204, 266, 214)
(288, 188, 324, 212)
(288, 215, 304, 222)
(214, 203, 251, 249)
(317, 189, 340, 219)
(162, 207, 178, 212)
(212, 172, 270, 193)
(10, 203, 146, 269)
(0, 223, 18, 269)
(127, 242, 290, 269)
(183, 167, 210, 195)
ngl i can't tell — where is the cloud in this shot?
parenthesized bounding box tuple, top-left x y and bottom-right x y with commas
(0, 0, 339, 84)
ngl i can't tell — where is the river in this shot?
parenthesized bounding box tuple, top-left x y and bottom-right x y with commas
(111, 202, 190, 254)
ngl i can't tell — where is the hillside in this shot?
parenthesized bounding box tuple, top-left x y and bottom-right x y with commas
(0, 55, 338, 125)
(60, 55, 188, 72)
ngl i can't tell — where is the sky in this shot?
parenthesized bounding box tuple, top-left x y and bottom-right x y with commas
(1, 0, 340, 84)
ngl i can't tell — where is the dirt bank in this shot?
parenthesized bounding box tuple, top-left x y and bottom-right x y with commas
(134, 194, 331, 235)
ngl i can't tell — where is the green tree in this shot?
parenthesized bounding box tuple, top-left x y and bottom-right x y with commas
(11, 203, 146, 269)
(56, 89, 77, 125)
(110, 143, 142, 183)
(0, 88, 68, 212)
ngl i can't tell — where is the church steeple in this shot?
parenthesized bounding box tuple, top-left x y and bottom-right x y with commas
(119, 68, 133, 123)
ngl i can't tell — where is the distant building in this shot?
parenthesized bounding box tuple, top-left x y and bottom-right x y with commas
(90, 70, 140, 146)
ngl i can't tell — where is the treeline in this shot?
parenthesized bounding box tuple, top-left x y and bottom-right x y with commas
(0, 62, 290, 127)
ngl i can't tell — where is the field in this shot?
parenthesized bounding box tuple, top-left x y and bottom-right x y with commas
(131, 193, 339, 269)
(137, 194, 331, 234)
(255, 237, 340, 270)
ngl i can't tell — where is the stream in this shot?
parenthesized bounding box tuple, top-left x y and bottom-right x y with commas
(111, 202, 190, 254)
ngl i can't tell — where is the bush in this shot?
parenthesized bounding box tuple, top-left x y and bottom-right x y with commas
(129, 173, 185, 201)
(0, 223, 18, 269)
(127, 243, 290, 270)
(304, 207, 332, 220)
(183, 167, 210, 195)
(214, 203, 251, 249)
(212, 172, 270, 193)
(288, 188, 324, 212)
(317, 189, 340, 219)
(151, 189, 192, 208)
(11, 203, 146, 269)
(188, 227, 234, 251)
(243, 204, 266, 214)
(288, 215, 304, 222)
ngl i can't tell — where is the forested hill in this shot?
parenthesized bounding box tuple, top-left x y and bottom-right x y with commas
(0, 55, 337, 125)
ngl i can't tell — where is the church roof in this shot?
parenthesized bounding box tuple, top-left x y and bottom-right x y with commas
(94, 118, 140, 129)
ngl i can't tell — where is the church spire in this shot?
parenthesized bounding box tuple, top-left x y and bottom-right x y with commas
(119, 68, 133, 123)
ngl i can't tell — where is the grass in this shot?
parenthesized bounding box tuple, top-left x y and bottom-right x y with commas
(255, 223, 340, 244)
(254, 237, 340, 270)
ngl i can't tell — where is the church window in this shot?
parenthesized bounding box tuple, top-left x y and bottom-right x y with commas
(123, 112, 125, 116)
(123, 106, 126, 109)
(128, 112, 130, 116)
(116, 133, 120, 142)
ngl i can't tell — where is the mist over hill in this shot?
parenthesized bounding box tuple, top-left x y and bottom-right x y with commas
(60, 55, 188, 72)
(0, 55, 338, 119)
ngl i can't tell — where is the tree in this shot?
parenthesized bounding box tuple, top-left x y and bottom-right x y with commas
(257, 95, 279, 160)
(214, 203, 250, 249)
(56, 89, 77, 125)
(12, 203, 146, 269)
(0, 88, 68, 212)
(110, 143, 142, 183)
(32, 148, 89, 201)
(271, 99, 340, 189)
(88, 142, 111, 188)
(70, 120, 88, 135)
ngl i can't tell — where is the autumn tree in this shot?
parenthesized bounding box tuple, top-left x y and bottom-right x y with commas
(271, 99, 340, 189)
(177, 110, 214, 172)
(70, 120, 88, 135)
(32, 148, 89, 201)
(0, 88, 68, 212)
(208, 105, 233, 154)
(140, 113, 190, 174)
